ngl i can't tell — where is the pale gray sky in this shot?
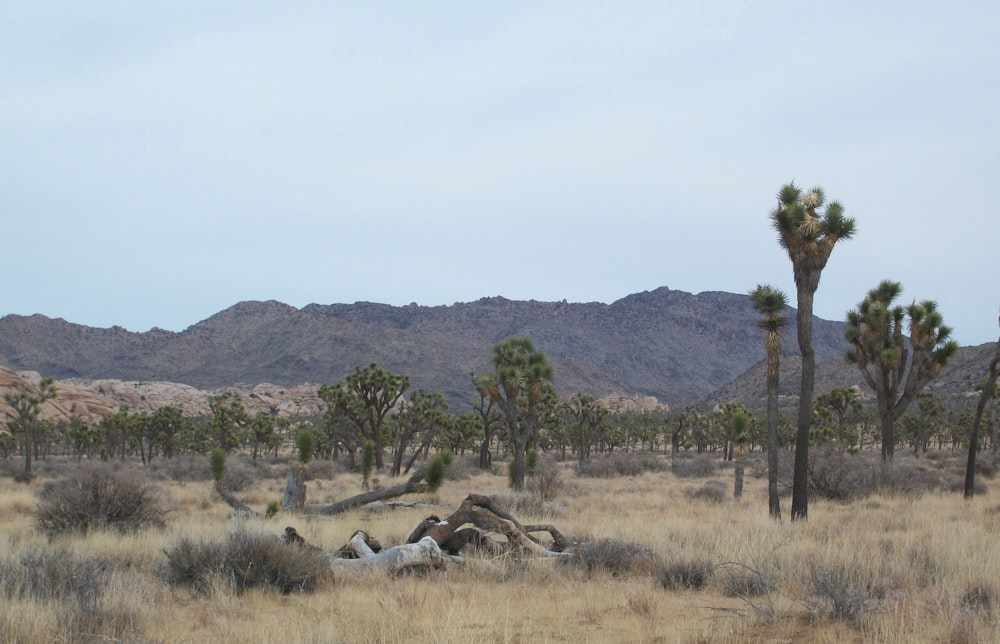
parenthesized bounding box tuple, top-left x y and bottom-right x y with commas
(3, 2, 998, 346)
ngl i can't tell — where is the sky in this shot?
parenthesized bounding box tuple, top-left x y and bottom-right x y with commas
(2, 2, 998, 346)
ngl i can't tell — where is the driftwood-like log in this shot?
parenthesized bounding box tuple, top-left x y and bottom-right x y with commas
(217, 466, 428, 517)
(310, 494, 573, 578)
(303, 468, 428, 516)
(327, 536, 462, 577)
(335, 530, 383, 559)
(281, 464, 308, 510)
(410, 494, 572, 558)
(217, 487, 262, 517)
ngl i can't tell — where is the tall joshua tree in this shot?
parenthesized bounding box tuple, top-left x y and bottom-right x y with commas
(771, 183, 856, 520)
(750, 284, 788, 519)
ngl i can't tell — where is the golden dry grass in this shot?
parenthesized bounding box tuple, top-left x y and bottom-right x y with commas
(1, 453, 998, 643)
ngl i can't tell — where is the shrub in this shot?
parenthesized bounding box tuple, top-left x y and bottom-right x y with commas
(671, 454, 719, 479)
(716, 561, 775, 597)
(686, 480, 727, 504)
(149, 454, 215, 484)
(657, 558, 714, 590)
(807, 447, 874, 501)
(493, 492, 549, 519)
(961, 583, 995, 617)
(530, 458, 565, 501)
(572, 538, 660, 577)
(444, 454, 478, 481)
(220, 456, 260, 493)
(802, 561, 883, 625)
(35, 467, 168, 538)
(577, 452, 667, 478)
(161, 537, 225, 596)
(162, 529, 333, 595)
(0, 546, 112, 605)
(0, 546, 142, 641)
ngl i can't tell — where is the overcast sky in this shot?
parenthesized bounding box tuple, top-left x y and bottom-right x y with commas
(3, 2, 998, 347)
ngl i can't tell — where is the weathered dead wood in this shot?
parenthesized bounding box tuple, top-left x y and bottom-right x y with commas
(217, 487, 262, 517)
(326, 536, 463, 577)
(302, 468, 429, 516)
(281, 464, 308, 510)
(409, 494, 572, 558)
(217, 466, 429, 517)
(335, 530, 383, 559)
(312, 493, 574, 578)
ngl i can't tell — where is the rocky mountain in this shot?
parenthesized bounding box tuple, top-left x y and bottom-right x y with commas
(0, 286, 993, 416)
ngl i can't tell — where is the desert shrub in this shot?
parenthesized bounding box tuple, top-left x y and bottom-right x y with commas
(148, 454, 215, 484)
(872, 458, 951, 495)
(657, 558, 714, 590)
(35, 467, 168, 538)
(961, 583, 995, 617)
(671, 453, 719, 479)
(305, 457, 341, 480)
(443, 454, 479, 481)
(0, 546, 111, 604)
(807, 447, 875, 501)
(906, 542, 945, 588)
(0, 546, 142, 640)
(571, 538, 660, 577)
(976, 452, 999, 479)
(162, 537, 226, 596)
(530, 458, 565, 501)
(715, 561, 776, 598)
(802, 560, 884, 625)
(576, 452, 666, 478)
(492, 492, 563, 520)
(162, 529, 333, 595)
(221, 456, 260, 492)
(687, 480, 727, 503)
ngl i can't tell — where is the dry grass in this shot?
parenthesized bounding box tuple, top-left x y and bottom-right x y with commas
(0, 452, 997, 642)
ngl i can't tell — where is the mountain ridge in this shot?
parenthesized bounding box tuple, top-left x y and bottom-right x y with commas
(0, 286, 991, 411)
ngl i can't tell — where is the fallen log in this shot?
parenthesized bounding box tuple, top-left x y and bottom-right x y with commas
(217, 487, 262, 517)
(293, 494, 575, 579)
(302, 469, 428, 516)
(409, 494, 572, 558)
(326, 534, 463, 577)
(217, 466, 429, 517)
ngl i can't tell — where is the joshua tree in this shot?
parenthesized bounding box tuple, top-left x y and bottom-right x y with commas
(845, 280, 959, 460)
(749, 284, 788, 519)
(485, 336, 554, 491)
(319, 364, 410, 471)
(770, 182, 856, 520)
(3, 376, 57, 476)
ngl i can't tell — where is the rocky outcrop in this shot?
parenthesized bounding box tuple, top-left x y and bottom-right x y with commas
(596, 393, 669, 414)
(1, 366, 117, 424)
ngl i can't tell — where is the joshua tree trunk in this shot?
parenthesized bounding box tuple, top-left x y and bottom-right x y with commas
(766, 343, 781, 519)
(965, 330, 1000, 498)
(791, 286, 816, 520)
